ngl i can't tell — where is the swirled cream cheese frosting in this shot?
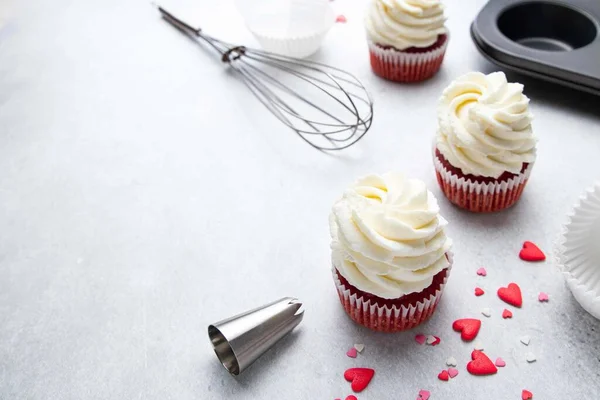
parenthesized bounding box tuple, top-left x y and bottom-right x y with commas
(330, 173, 452, 299)
(365, 0, 447, 50)
(436, 71, 536, 178)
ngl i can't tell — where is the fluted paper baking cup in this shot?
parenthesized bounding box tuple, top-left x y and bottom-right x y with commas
(332, 253, 453, 332)
(557, 182, 600, 320)
(433, 150, 533, 212)
(367, 37, 448, 82)
(240, 0, 335, 58)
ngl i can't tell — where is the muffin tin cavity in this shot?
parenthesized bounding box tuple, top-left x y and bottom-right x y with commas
(471, 0, 600, 95)
(498, 2, 597, 52)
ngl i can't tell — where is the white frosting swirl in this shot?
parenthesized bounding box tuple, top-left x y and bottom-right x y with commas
(436, 71, 536, 178)
(365, 0, 447, 50)
(330, 173, 452, 299)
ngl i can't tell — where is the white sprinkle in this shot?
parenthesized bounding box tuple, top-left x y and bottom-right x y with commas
(446, 356, 457, 367)
(426, 335, 437, 345)
(526, 352, 537, 363)
(481, 308, 491, 317)
(474, 340, 484, 351)
(354, 343, 365, 353)
(520, 336, 531, 346)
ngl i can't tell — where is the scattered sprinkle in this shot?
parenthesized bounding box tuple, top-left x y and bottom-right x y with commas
(346, 347, 357, 358)
(520, 336, 531, 346)
(415, 334, 426, 345)
(452, 319, 481, 341)
(475, 287, 485, 296)
(336, 15, 347, 23)
(426, 335, 437, 345)
(502, 309, 513, 319)
(418, 390, 431, 400)
(477, 267, 487, 276)
(344, 368, 375, 393)
(346, 396, 358, 400)
(446, 356, 457, 367)
(354, 343, 365, 353)
(481, 308, 491, 318)
(474, 340, 484, 351)
(431, 336, 441, 346)
(519, 241, 546, 261)
(448, 368, 459, 378)
(467, 350, 498, 376)
(438, 369, 449, 381)
(495, 357, 506, 367)
(498, 283, 523, 307)
(525, 352, 536, 363)
(522, 389, 533, 399)
(538, 292, 549, 302)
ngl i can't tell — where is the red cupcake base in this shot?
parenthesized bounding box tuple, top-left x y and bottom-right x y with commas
(333, 262, 451, 332)
(434, 148, 532, 213)
(368, 35, 448, 83)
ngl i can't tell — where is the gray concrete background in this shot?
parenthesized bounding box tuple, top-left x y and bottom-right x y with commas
(1, 0, 600, 399)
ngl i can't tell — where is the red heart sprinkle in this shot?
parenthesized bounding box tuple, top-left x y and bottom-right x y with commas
(344, 368, 374, 393)
(522, 389, 533, 399)
(519, 241, 545, 262)
(467, 350, 498, 376)
(452, 318, 481, 341)
(498, 283, 523, 307)
(336, 15, 347, 23)
(345, 396, 357, 400)
(438, 370, 449, 381)
(502, 309, 513, 319)
(475, 287, 485, 296)
(431, 336, 441, 346)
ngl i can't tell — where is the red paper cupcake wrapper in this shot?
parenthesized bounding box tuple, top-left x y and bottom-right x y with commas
(332, 254, 452, 332)
(368, 38, 448, 83)
(433, 150, 533, 213)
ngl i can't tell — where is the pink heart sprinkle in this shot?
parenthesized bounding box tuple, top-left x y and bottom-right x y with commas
(495, 357, 506, 367)
(538, 292, 549, 302)
(336, 15, 347, 23)
(418, 390, 431, 400)
(346, 347, 357, 358)
(415, 334, 426, 345)
(477, 267, 487, 276)
(448, 368, 459, 378)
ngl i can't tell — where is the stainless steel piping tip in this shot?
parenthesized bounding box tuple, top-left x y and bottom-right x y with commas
(208, 297, 304, 376)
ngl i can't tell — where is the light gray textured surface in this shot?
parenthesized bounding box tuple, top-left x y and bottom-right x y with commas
(1, 0, 600, 399)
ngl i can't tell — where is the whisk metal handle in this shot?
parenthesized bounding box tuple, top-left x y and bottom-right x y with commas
(158, 6, 201, 36)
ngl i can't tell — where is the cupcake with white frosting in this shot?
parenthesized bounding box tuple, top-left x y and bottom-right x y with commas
(330, 173, 453, 332)
(434, 71, 536, 212)
(365, 0, 449, 82)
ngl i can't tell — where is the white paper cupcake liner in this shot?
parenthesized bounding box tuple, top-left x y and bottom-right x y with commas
(332, 252, 453, 332)
(240, 0, 335, 58)
(251, 30, 332, 58)
(433, 150, 534, 212)
(367, 35, 448, 82)
(556, 182, 600, 320)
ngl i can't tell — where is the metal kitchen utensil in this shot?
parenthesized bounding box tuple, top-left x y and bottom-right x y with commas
(157, 6, 373, 151)
(208, 297, 304, 375)
(471, 0, 600, 96)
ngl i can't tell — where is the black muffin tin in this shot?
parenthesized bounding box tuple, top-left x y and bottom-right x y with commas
(471, 0, 600, 95)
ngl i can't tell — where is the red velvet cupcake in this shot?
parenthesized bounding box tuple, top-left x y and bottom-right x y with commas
(434, 72, 536, 213)
(365, 0, 449, 83)
(329, 173, 453, 332)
